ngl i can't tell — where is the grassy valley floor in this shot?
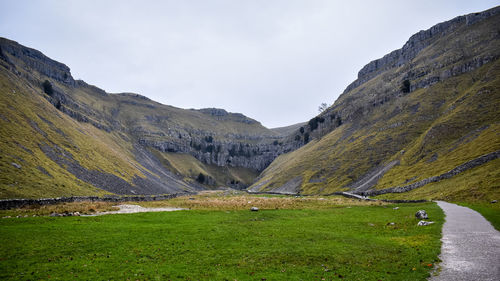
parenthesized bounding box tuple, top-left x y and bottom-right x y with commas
(0, 195, 443, 280)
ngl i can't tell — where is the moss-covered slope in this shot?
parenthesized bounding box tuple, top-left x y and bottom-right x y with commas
(250, 7, 500, 202)
(0, 36, 282, 198)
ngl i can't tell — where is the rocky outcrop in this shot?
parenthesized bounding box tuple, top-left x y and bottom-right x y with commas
(283, 6, 500, 153)
(0, 37, 75, 85)
(140, 136, 298, 171)
(345, 6, 500, 95)
(0, 37, 293, 174)
(197, 108, 258, 124)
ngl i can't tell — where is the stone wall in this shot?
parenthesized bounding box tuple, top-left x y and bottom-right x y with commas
(359, 150, 500, 196)
(0, 193, 189, 210)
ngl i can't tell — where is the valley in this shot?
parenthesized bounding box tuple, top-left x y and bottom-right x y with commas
(1, 7, 499, 202)
(1, 5, 499, 281)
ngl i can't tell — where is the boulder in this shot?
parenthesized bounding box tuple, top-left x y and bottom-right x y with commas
(418, 220, 435, 226)
(250, 207, 259, 212)
(415, 210, 428, 219)
(491, 200, 497, 203)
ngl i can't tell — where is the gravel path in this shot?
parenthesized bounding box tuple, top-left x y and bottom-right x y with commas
(430, 201, 500, 280)
(95, 204, 186, 215)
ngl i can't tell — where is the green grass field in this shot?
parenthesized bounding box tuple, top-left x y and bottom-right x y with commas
(0, 201, 443, 280)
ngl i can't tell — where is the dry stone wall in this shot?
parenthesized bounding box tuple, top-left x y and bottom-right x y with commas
(359, 150, 500, 196)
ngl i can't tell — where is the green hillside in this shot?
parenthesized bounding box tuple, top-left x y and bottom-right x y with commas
(0, 37, 281, 198)
(250, 7, 500, 202)
(1, 7, 499, 201)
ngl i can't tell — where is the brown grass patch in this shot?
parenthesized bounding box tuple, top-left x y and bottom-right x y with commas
(135, 191, 386, 210)
(0, 191, 387, 217)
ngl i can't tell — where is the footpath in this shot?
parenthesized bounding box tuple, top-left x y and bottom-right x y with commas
(430, 201, 500, 280)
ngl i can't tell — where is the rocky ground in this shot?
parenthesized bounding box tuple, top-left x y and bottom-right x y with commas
(91, 204, 187, 216)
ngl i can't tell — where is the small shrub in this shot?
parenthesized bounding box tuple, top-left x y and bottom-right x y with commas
(229, 145, 237, 157)
(196, 173, 206, 184)
(308, 117, 325, 131)
(308, 118, 319, 131)
(42, 80, 53, 96)
(335, 116, 342, 127)
(401, 80, 411, 93)
(318, 102, 330, 113)
(204, 145, 214, 153)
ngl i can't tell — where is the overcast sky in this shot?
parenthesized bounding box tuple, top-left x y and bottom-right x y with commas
(1, 1, 498, 128)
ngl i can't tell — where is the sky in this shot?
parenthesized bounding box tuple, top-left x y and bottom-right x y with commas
(1, 1, 498, 128)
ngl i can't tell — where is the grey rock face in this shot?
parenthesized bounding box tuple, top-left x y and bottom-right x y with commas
(415, 210, 429, 219)
(277, 7, 500, 166)
(0, 37, 292, 173)
(0, 37, 75, 85)
(139, 133, 297, 171)
(307, 7, 500, 146)
(197, 108, 258, 124)
(347, 6, 500, 95)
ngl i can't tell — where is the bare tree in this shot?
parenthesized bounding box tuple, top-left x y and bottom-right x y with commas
(318, 102, 330, 113)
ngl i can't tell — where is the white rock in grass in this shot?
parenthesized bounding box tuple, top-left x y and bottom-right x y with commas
(418, 220, 434, 226)
(250, 207, 259, 212)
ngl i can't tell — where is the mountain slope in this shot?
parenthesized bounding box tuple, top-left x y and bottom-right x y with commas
(250, 6, 500, 202)
(0, 37, 290, 198)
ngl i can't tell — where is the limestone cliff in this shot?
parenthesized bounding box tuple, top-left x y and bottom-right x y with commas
(251, 6, 500, 202)
(0, 37, 296, 197)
